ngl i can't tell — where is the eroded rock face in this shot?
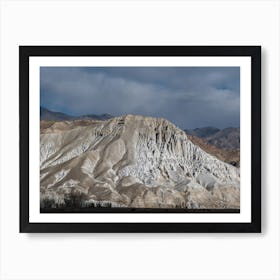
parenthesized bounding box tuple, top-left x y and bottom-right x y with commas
(40, 115, 240, 209)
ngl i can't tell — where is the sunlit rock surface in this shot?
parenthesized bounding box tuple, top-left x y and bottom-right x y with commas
(40, 115, 240, 209)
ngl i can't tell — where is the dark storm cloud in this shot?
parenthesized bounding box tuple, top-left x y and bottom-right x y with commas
(40, 66, 240, 129)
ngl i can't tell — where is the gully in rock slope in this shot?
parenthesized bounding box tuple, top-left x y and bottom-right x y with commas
(40, 115, 240, 210)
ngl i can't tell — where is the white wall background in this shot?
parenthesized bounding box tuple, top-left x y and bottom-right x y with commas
(0, 0, 279, 279)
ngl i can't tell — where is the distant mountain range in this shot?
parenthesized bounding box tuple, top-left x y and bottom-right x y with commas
(40, 107, 113, 121)
(185, 127, 220, 138)
(185, 126, 240, 150)
(187, 134, 240, 167)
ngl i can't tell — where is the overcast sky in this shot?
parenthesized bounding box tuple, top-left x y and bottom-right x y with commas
(40, 66, 240, 129)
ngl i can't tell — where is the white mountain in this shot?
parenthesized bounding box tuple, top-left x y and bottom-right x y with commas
(40, 115, 240, 209)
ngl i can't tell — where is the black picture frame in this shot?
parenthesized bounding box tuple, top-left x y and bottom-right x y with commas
(20, 46, 261, 233)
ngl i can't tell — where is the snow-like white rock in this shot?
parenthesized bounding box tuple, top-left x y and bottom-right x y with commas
(40, 115, 240, 209)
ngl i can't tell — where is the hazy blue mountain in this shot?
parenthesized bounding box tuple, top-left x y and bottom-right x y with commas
(40, 107, 74, 121)
(185, 127, 220, 138)
(185, 127, 240, 150)
(78, 113, 114, 121)
(206, 127, 240, 150)
(40, 107, 113, 121)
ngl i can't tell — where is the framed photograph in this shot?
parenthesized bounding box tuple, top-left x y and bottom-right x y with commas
(20, 46, 261, 233)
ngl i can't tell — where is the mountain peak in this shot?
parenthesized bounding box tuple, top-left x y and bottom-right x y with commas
(40, 106, 113, 121)
(40, 115, 240, 209)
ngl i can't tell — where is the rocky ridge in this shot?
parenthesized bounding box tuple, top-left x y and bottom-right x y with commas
(187, 134, 240, 167)
(40, 115, 240, 209)
(185, 127, 240, 150)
